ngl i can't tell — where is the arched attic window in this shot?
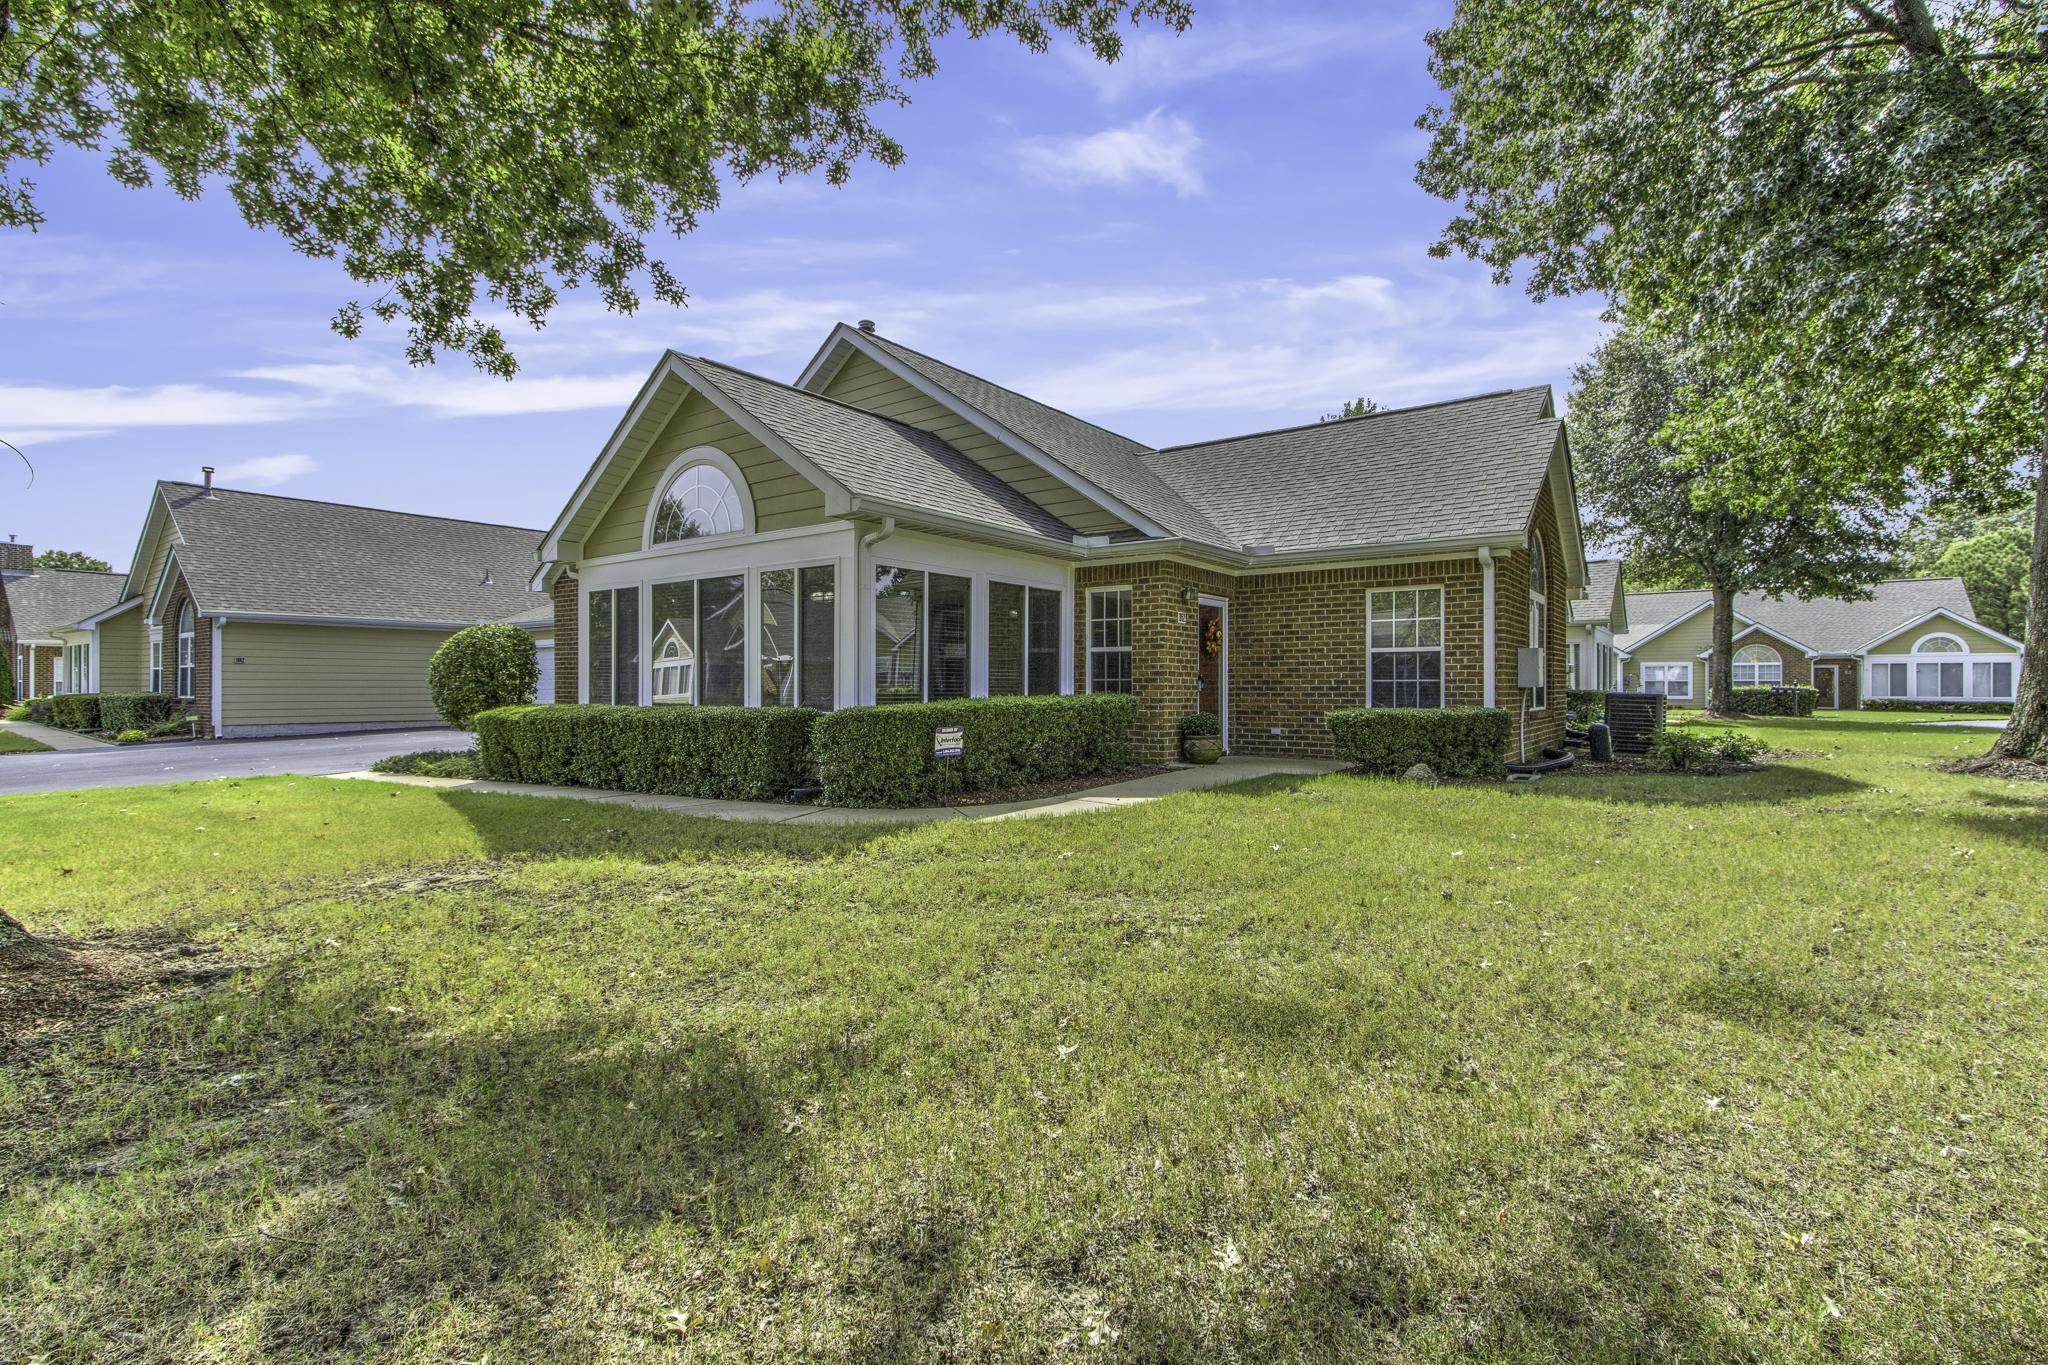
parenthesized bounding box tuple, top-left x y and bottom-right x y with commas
(1912, 633, 1967, 653)
(646, 450, 752, 548)
(1733, 643, 1782, 686)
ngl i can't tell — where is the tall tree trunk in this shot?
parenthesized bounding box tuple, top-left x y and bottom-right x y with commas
(1990, 397, 2048, 763)
(1705, 582, 1737, 717)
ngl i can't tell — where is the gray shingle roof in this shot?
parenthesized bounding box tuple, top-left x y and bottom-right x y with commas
(1618, 578, 1981, 655)
(1141, 388, 1563, 556)
(1570, 558, 1623, 625)
(686, 358, 1077, 542)
(157, 483, 552, 625)
(4, 568, 128, 639)
(862, 333, 1229, 543)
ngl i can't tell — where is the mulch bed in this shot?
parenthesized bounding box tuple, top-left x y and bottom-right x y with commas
(1939, 755, 2048, 783)
(1, 923, 245, 1063)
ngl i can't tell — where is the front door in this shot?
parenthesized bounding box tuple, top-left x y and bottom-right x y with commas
(1813, 665, 1839, 709)
(1197, 598, 1227, 747)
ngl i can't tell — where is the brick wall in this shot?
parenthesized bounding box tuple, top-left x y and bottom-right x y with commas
(159, 570, 215, 737)
(1073, 561, 1236, 761)
(552, 573, 580, 704)
(1813, 655, 1860, 709)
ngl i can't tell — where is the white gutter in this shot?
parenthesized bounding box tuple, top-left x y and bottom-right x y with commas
(1477, 547, 1497, 708)
(858, 516, 897, 557)
(209, 619, 224, 737)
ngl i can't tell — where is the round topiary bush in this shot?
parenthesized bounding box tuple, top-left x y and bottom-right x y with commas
(428, 624, 540, 728)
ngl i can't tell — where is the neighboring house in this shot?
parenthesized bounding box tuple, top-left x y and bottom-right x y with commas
(72, 474, 556, 737)
(1, 541, 128, 700)
(535, 322, 1590, 762)
(1565, 558, 1626, 691)
(1617, 577, 2025, 709)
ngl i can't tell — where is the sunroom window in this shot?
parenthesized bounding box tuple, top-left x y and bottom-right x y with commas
(760, 565, 836, 709)
(990, 582, 1062, 696)
(646, 575, 744, 706)
(586, 587, 639, 705)
(874, 566, 970, 704)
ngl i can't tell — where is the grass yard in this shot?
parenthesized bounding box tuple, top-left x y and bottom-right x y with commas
(0, 726, 53, 755)
(2, 712, 2044, 1361)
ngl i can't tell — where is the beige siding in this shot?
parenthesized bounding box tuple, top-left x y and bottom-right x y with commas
(819, 351, 1131, 536)
(584, 390, 827, 558)
(136, 512, 179, 614)
(1862, 615, 2014, 654)
(1623, 607, 1714, 699)
(218, 622, 454, 728)
(97, 607, 148, 692)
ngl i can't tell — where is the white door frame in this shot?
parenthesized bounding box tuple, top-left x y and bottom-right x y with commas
(1198, 593, 1230, 752)
(1813, 663, 1841, 709)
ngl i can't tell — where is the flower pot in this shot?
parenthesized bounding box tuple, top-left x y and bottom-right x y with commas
(1183, 736, 1223, 765)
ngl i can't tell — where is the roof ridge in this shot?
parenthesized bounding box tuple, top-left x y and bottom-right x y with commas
(157, 480, 545, 536)
(29, 567, 126, 579)
(1148, 386, 1552, 456)
(863, 331, 1154, 452)
(687, 353, 974, 453)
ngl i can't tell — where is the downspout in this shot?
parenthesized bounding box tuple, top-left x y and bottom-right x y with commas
(858, 516, 897, 557)
(856, 518, 895, 709)
(1477, 547, 1497, 708)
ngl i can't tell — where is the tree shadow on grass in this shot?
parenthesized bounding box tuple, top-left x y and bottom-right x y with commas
(426, 785, 897, 862)
(3, 969, 858, 1359)
(1532, 762, 1867, 809)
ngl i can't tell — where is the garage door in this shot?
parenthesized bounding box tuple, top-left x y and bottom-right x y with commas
(534, 640, 555, 703)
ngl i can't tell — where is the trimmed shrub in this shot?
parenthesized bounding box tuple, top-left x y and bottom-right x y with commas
(372, 748, 481, 779)
(100, 692, 178, 733)
(49, 693, 101, 730)
(115, 729, 148, 745)
(1566, 689, 1607, 722)
(1863, 699, 2014, 715)
(429, 624, 541, 728)
(475, 704, 818, 802)
(1178, 712, 1222, 741)
(1324, 707, 1511, 778)
(813, 694, 1138, 807)
(1729, 685, 1816, 717)
(148, 714, 195, 739)
(0, 653, 11, 707)
(26, 696, 54, 725)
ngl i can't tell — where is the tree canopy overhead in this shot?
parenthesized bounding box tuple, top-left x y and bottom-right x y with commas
(33, 548, 111, 571)
(1, 0, 1191, 374)
(1417, 0, 2048, 757)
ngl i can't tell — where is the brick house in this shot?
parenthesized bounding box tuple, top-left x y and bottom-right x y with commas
(1, 540, 128, 701)
(537, 323, 1590, 763)
(1618, 578, 2026, 710)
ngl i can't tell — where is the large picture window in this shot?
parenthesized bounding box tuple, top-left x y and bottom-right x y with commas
(176, 602, 195, 699)
(874, 566, 971, 703)
(760, 565, 836, 709)
(1733, 643, 1783, 686)
(585, 587, 640, 705)
(1087, 587, 1133, 694)
(990, 582, 1063, 696)
(1641, 662, 1691, 700)
(1368, 587, 1443, 708)
(647, 574, 745, 706)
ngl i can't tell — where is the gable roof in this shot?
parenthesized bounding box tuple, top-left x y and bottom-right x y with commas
(1570, 559, 1624, 626)
(4, 568, 128, 641)
(1618, 577, 1981, 657)
(802, 326, 1227, 543)
(687, 358, 1077, 542)
(1143, 387, 1566, 557)
(152, 482, 552, 626)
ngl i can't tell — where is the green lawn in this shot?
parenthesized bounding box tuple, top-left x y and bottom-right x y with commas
(2, 713, 2044, 1361)
(0, 726, 52, 754)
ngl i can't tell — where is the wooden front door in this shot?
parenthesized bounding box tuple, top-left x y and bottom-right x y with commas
(1197, 600, 1225, 736)
(1813, 665, 1839, 709)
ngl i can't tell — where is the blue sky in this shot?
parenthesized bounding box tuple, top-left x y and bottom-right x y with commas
(0, 0, 1608, 567)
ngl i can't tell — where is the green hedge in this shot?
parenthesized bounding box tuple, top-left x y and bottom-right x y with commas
(1729, 686, 1817, 717)
(49, 694, 101, 730)
(99, 692, 179, 733)
(1324, 706, 1511, 777)
(474, 704, 818, 801)
(26, 696, 54, 725)
(1566, 689, 1607, 722)
(1863, 699, 2014, 715)
(813, 694, 1138, 807)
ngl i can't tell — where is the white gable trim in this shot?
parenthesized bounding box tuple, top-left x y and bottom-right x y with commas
(72, 594, 144, 629)
(537, 353, 853, 570)
(145, 547, 198, 624)
(1850, 607, 2025, 656)
(1695, 621, 1822, 659)
(796, 323, 1170, 539)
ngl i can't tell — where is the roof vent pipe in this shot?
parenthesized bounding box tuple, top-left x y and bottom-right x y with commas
(201, 466, 215, 495)
(857, 319, 876, 333)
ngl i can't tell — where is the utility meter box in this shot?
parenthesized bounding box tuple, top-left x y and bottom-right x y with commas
(1516, 646, 1545, 689)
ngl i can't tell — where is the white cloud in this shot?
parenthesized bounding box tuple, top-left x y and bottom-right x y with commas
(0, 381, 320, 445)
(1064, 18, 1395, 102)
(235, 361, 646, 418)
(1017, 111, 1206, 198)
(214, 453, 320, 488)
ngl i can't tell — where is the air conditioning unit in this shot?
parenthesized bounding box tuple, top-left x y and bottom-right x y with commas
(1516, 646, 1545, 689)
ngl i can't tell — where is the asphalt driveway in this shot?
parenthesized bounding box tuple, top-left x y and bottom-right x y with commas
(0, 727, 472, 796)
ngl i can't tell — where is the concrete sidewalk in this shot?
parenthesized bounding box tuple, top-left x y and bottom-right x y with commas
(332, 755, 1349, 825)
(0, 718, 110, 752)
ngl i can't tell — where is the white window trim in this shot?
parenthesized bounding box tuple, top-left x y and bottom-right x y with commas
(874, 563, 976, 704)
(1527, 549, 1548, 711)
(1867, 646, 2022, 702)
(1732, 643, 1784, 687)
(1641, 661, 1693, 701)
(1367, 583, 1447, 710)
(1910, 632, 1969, 654)
(176, 604, 196, 700)
(640, 446, 757, 551)
(148, 627, 163, 695)
(988, 578, 1066, 697)
(1085, 585, 1135, 695)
